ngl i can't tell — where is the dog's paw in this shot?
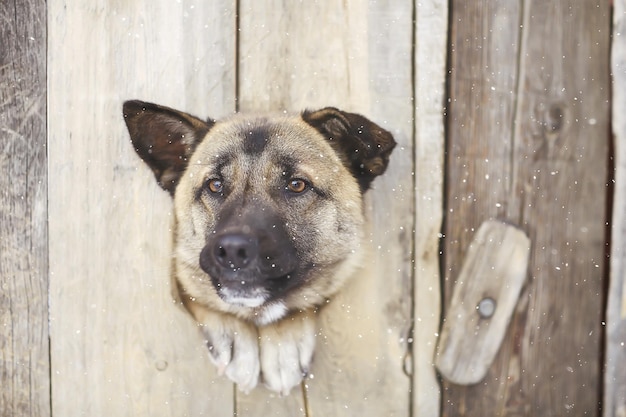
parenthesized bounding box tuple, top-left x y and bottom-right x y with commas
(200, 314, 260, 393)
(259, 310, 316, 395)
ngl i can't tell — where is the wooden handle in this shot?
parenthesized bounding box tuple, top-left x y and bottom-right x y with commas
(435, 220, 530, 385)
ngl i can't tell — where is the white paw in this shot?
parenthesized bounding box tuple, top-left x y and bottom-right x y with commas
(259, 311, 316, 395)
(200, 315, 260, 393)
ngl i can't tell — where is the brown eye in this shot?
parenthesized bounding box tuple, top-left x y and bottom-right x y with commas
(206, 178, 223, 193)
(287, 178, 308, 194)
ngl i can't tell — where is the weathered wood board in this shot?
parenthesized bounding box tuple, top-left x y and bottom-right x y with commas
(236, 1, 415, 415)
(413, 1, 448, 415)
(0, 0, 50, 416)
(48, 1, 236, 416)
(444, 0, 610, 415)
(436, 220, 530, 385)
(606, 1, 626, 415)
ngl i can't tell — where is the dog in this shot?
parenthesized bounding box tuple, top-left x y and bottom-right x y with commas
(122, 100, 395, 395)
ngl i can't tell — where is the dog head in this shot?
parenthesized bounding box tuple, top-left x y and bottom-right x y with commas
(123, 100, 395, 325)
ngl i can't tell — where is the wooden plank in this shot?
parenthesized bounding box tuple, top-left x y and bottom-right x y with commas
(436, 221, 530, 385)
(413, 0, 448, 414)
(605, 1, 626, 415)
(237, 1, 414, 415)
(510, 2, 609, 415)
(48, 1, 236, 416)
(444, 0, 610, 415)
(443, 1, 524, 412)
(0, 1, 50, 416)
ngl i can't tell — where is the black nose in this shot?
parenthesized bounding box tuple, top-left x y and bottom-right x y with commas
(211, 233, 259, 270)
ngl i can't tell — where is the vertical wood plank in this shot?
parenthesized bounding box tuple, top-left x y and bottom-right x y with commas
(444, 1, 523, 412)
(237, 1, 414, 415)
(238, 0, 368, 112)
(0, 1, 50, 416)
(444, 0, 610, 415)
(511, 2, 609, 415)
(48, 1, 236, 416)
(606, 1, 626, 415)
(413, 0, 447, 415)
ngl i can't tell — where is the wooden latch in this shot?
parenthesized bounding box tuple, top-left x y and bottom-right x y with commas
(435, 220, 531, 385)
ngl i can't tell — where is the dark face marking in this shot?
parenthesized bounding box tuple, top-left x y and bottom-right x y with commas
(242, 124, 271, 155)
(198, 199, 302, 302)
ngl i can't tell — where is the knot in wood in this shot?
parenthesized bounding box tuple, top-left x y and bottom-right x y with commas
(155, 360, 168, 371)
(545, 102, 566, 133)
(477, 297, 496, 319)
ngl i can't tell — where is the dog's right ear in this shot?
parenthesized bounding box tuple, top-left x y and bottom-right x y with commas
(123, 100, 214, 195)
(302, 107, 396, 192)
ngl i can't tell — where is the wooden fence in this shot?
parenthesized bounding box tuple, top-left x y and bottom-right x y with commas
(1, 0, 624, 416)
(445, 1, 611, 415)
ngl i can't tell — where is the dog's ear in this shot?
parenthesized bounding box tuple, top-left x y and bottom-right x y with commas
(123, 100, 214, 195)
(302, 107, 396, 191)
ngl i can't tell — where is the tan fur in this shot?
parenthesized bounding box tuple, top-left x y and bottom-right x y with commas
(123, 100, 395, 394)
(174, 113, 365, 325)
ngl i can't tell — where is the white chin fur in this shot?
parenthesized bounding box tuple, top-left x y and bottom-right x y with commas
(255, 302, 288, 326)
(219, 289, 288, 325)
(221, 289, 267, 308)
(224, 296, 266, 308)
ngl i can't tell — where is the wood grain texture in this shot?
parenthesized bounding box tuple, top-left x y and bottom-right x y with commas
(510, 2, 610, 415)
(413, 0, 448, 415)
(445, 0, 610, 415)
(237, 1, 414, 415)
(606, 1, 626, 415)
(436, 221, 530, 385)
(444, 1, 525, 412)
(48, 1, 236, 416)
(0, 0, 50, 416)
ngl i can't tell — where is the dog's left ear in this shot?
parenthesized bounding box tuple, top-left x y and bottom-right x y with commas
(302, 107, 396, 191)
(123, 100, 214, 195)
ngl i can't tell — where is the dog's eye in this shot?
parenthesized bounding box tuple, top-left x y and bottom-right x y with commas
(287, 178, 309, 194)
(206, 178, 223, 194)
